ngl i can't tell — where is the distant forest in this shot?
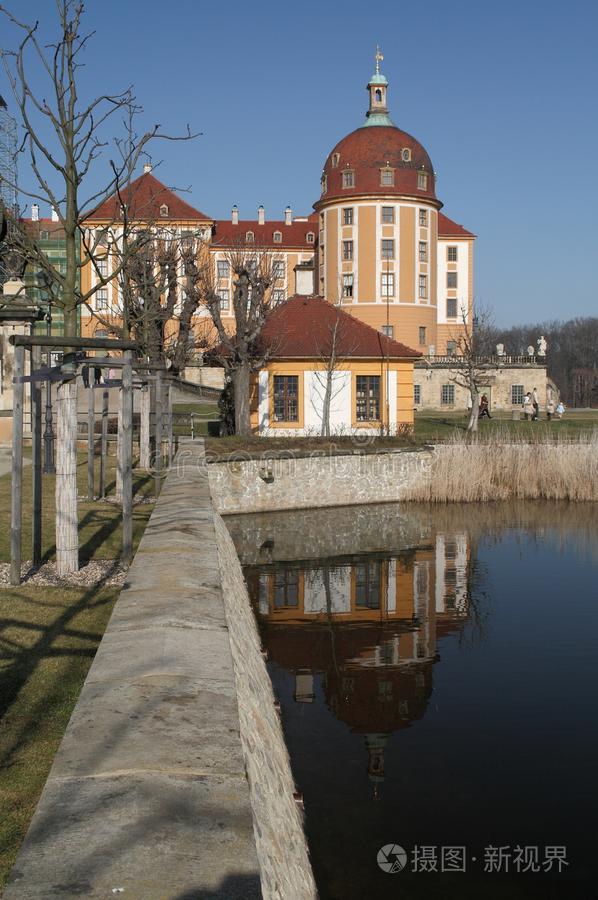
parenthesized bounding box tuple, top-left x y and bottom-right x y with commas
(482, 316, 598, 407)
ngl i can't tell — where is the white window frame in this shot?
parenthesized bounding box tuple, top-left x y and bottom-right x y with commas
(217, 260, 229, 278)
(342, 273, 354, 298)
(419, 274, 427, 298)
(342, 169, 355, 189)
(441, 384, 455, 405)
(419, 209, 428, 227)
(381, 272, 395, 297)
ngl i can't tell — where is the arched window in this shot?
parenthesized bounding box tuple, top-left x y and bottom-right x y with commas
(159, 204, 169, 217)
(306, 231, 315, 244)
(273, 230, 282, 243)
(375, 88, 382, 102)
(246, 230, 254, 243)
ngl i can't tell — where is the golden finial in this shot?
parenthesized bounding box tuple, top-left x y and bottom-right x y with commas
(375, 45, 384, 74)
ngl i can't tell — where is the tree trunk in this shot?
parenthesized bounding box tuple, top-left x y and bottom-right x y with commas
(139, 385, 151, 469)
(467, 389, 479, 433)
(233, 363, 251, 436)
(55, 378, 79, 575)
(321, 370, 332, 437)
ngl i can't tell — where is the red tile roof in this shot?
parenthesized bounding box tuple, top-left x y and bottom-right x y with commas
(258, 296, 420, 360)
(212, 219, 317, 249)
(438, 212, 475, 237)
(318, 125, 438, 205)
(86, 172, 212, 222)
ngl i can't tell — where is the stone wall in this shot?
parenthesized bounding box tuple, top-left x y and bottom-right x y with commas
(208, 447, 434, 515)
(414, 363, 550, 411)
(214, 513, 316, 899)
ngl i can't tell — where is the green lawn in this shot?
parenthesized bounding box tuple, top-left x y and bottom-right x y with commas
(0, 583, 118, 889)
(0, 455, 155, 890)
(414, 409, 598, 442)
(172, 401, 219, 437)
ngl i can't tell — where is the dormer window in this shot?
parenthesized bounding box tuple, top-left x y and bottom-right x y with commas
(402, 148, 411, 162)
(380, 167, 394, 187)
(417, 171, 428, 190)
(306, 231, 315, 244)
(273, 230, 282, 243)
(331, 153, 340, 168)
(321, 174, 328, 193)
(342, 169, 355, 189)
(246, 230, 254, 243)
(159, 204, 169, 217)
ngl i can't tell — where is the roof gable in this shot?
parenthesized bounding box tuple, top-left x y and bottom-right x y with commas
(438, 212, 475, 238)
(259, 296, 420, 360)
(86, 172, 212, 222)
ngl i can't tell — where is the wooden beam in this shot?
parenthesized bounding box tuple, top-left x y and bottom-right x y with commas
(31, 345, 43, 566)
(99, 390, 109, 500)
(87, 384, 95, 500)
(10, 345, 25, 585)
(121, 351, 134, 566)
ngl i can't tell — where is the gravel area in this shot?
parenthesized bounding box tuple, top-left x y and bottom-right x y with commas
(0, 559, 127, 588)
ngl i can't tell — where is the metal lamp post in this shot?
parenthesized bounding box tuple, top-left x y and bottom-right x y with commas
(37, 271, 56, 474)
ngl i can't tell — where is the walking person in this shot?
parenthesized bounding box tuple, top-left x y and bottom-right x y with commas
(546, 397, 555, 421)
(523, 391, 534, 420)
(478, 394, 492, 419)
(556, 401, 565, 419)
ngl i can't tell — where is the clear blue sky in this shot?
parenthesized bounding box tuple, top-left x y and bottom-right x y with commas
(2, 0, 597, 325)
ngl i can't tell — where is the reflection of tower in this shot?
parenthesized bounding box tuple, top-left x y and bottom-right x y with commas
(0, 95, 19, 283)
(365, 733, 388, 798)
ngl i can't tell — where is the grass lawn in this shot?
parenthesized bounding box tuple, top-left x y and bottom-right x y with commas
(205, 409, 598, 456)
(172, 401, 219, 437)
(414, 409, 598, 442)
(0, 454, 155, 890)
(0, 583, 118, 889)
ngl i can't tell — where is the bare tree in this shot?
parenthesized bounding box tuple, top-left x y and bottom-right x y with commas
(311, 302, 356, 437)
(447, 304, 495, 433)
(0, 1, 196, 573)
(200, 243, 279, 435)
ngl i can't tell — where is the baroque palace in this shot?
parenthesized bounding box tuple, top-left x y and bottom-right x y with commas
(80, 52, 474, 359)
(6, 53, 548, 424)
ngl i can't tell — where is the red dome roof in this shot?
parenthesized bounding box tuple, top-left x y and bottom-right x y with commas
(318, 125, 438, 205)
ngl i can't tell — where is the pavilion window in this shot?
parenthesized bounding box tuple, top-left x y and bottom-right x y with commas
(342, 274, 354, 298)
(356, 375, 380, 421)
(355, 561, 381, 609)
(273, 570, 299, 608)
(273, 375, 299, 422)
(342, 169, 355, 188)
(343, 240, 354, 261)
(343, 207, 354, 225)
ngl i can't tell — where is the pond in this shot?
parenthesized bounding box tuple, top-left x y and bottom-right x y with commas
(226, 502, 598, 900)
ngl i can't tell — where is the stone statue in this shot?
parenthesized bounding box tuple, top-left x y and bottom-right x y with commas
(527, 345, 535, 357)
(537, 335, 547, 356)
(496, 343, 505, 357)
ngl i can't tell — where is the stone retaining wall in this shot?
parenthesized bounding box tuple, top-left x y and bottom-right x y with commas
(4, 440, 315, 899)
(208, 447, 434, 514)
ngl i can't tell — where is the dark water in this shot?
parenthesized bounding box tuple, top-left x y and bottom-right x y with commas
(227, 502, 598, 900)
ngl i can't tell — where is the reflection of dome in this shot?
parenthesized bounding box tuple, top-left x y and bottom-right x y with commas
(322, 126, 437, 203)
(263, 623, 434, 734)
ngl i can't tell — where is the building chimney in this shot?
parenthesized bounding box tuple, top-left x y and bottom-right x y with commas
(143, 163, 152, 174)
(258, 205, 265, 225)
(51, 207, 59, 222)
(231, 205, 239, 225)
(31, 204, 39, 222)
(284, 205, 292, 226)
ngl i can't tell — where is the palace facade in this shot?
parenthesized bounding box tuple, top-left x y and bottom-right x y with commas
(76, 54, 474, 360)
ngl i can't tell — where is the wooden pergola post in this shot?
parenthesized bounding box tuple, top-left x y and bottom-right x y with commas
(121, 350, 134, 565)
(10, 345, 25, 585)
(31, 345, 43, 566)
(99, 389, 109, 500)
(87, 379, 95, 501)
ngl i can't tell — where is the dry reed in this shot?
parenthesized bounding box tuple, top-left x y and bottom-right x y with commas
(404, 431, 598, 502)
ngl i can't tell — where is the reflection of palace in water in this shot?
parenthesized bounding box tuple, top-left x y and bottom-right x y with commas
(244, 531, 471, 793)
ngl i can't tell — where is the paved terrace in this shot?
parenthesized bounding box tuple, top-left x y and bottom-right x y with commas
(5, 440, 313, 899)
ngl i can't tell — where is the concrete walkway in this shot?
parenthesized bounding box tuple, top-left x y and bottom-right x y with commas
(4, 441, 262, 899)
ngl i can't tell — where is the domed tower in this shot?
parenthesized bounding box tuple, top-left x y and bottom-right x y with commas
(314, 51, 470, 356)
